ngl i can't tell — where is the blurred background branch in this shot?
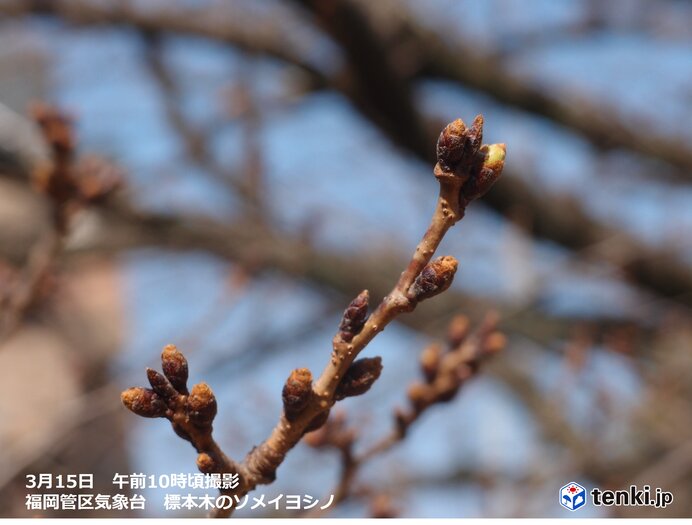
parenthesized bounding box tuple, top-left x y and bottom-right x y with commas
(0, 0, 690, 518)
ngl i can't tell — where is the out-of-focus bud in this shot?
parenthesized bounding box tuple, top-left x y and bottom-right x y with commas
(187, 382, 218, 426)
(161, 344, 189, 394)
(282, 368, 313, 421)
(334, 356, 383, 400)
(197, 452, 216, 474)
(435, 374, 460, 403)
(409, 256, 458, 303)
(407, 382, 430, 412)
(337, 290, 369, 342)
(419, 344, 442, 383)
(447, 315, 471, 348)
(146, 368, 178, 399)
(30, 103, 74, 158)
(460, 143, 506, 205)
(483, 331, 507, 355)
(121, 387, 167, 418)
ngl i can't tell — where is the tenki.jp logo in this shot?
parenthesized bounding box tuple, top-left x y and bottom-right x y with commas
(560, 482, 587, 511)
(559, 482, 674, 512)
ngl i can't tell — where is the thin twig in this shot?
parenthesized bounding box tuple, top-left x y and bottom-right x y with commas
(121, 115, 506, 517)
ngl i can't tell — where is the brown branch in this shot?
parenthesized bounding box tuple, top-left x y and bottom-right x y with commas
(1, 104, 121, 341)
(5, 1, 691, 303)
(139, 31, 261, 204)
(121, 116, 506, 517)
(0, 0, 325, 86)
(306, 312, 507, 514)
(293, 0, 429, 155)
(122, 345, 244, 512)
(363, 0, 692, 177)
(237, 115, 505, 509)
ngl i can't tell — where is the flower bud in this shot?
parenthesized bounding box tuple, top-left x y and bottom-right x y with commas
(197, 452, 216, 474)
(419, 344, 442, 383)
(467, 115, 484, 156)
(460, 143, 505, 205)
(161, 344, 189, 394)
(337, 290, 369, 342)
(146, 368, 178, 399)
(121, 387, 167, 418)
(409, 256, 458, 302)
(187, 382, 217, 426)
(334, 356, 383, 401)
(447, 315, 471, 348)
(435, 374, 460, 403)
(407, 382, 431, 412)
(282, 368, 313, 421)
(436, 115, 484, 173)
(483, 331, 507, 355)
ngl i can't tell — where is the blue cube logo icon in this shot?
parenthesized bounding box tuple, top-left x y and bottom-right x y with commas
(560, 482, 586, 511)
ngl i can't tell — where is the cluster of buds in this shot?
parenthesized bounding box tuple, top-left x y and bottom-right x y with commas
(30, 104, 122, 229)
(435, 115, 506, 211)
(281, 356, 382, 432)
(121, 344, 218, 440)
(397, 314, 506, 434)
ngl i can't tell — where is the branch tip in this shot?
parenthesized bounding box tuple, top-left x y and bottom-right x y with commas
(121, 387, 167, 418)
(161, 344, 189, 394)
(187, 382, 218, 427)
(146, 367, 178, 399)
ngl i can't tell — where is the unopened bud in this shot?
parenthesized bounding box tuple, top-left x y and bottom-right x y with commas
(282, 368, 313, 421)
(435, 375, 460, 403)
(436, 115, 484, 174)
(197, 452, 216, 473)
(447, 315, 471, 348)
(187, 382, 217, 426)
(460, 143, 505, 206)
(407, 382, 431, 412)
(121, 387, 167, 418)
(337, 290, 369, 342)
(467, 115, 484, 156)
(161, 344, 189, 394)
(483, 331, 507, 354)
(419, 344, 442, 383)
(334, 356, 383, 401)
(409, 256, 458, 302)
(146, 368, 178, 399)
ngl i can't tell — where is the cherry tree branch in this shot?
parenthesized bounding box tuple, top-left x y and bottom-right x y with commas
(121, 115, 506, 517)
